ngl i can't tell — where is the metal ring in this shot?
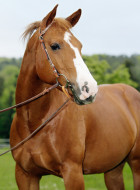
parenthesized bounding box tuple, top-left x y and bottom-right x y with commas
(56, 74, 72, 88)
(56, 78, 62, 87)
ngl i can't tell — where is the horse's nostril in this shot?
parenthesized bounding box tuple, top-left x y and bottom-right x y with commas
(81, 82, 89, 93)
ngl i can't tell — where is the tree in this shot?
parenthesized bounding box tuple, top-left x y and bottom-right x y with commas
(83, 55, 110, 84)
(0, 65, 19, 138)
(83, 55, 138, 88)
(105, 64, 138, 88)
(0, 55, 139, 138)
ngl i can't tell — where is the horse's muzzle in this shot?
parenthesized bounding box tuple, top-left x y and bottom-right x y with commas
(68, 84, 97, 105)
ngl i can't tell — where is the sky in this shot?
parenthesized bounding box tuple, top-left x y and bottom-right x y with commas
(0, 0, 140, 58)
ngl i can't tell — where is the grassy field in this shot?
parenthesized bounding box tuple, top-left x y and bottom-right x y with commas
(0, 148, 133, 190)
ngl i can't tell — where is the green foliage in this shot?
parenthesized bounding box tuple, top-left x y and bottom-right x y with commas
(0, 60, 20, 138)
(84, 55, 138, 88)
(83, 55, 110, 84)
(128, 55, 140, 88)
(0, 57, 21, 70)
(0, 55, 139, 138)
(98, 54, 140, 90)
(105, 64, 138, 87)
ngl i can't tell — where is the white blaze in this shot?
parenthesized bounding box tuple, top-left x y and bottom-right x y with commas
(64, 32, 98, 100)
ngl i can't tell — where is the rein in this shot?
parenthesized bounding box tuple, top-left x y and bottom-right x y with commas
(0, 98, 69, 156)
(0, 27, 72, 156)
(0, 82, 70, 156)
(0, 83, 59, 114)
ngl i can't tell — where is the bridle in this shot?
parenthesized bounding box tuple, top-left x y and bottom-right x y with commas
(0, 27, 72, 114)
(39, 28, 60, 78)
(0, 26, 74, 156)
(39, 27, 72, 94)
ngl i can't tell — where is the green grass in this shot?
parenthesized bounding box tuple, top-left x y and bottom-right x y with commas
(0, 148, 133, 190)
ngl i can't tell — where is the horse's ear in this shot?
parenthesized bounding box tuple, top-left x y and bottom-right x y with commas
(66, 9, 82, 27)
(40, 4, 58, 31)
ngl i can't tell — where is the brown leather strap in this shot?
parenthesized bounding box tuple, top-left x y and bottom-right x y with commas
(62, 86, 72, 100)
(0, 82, 59, 113)
(0, 98, 69, 156)
(39, 29, 60, 78)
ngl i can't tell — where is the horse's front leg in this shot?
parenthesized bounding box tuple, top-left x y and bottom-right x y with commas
(61, 161, 85, 190)
(15, 164, 41, 190)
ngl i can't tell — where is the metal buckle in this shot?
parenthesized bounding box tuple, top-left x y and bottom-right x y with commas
(56, 74, 72, 88)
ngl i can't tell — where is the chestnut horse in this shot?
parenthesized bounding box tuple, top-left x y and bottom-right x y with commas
(10, 5, 140, 190)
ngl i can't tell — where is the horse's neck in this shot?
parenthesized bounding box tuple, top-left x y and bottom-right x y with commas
(16, 34, 47, 100)
(16, 47, 53, 113)
(16, 54, 54, 135)
(15, 38, 66, 133)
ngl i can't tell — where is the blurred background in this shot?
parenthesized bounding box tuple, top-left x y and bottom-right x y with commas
(0, 0, 140, 57)
(0, 1, 139, 189)
(0, 0, 140, 138)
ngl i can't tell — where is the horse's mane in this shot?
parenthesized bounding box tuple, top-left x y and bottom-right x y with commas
(22, 21, 41, 41)
(22, 18, 71, 41)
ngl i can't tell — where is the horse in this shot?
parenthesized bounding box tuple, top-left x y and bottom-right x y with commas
(10, 5, 140, 190)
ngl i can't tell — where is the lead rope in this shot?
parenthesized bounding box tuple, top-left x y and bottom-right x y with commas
(0, 99, 69, 156)
(0, 83, 59, 114)
(0, 82, 70, 156)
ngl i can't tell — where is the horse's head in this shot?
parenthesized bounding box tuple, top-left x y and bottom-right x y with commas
(36, 5, 98, 105)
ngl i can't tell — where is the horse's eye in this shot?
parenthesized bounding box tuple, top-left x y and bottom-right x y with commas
(50, 43, 61, 51)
